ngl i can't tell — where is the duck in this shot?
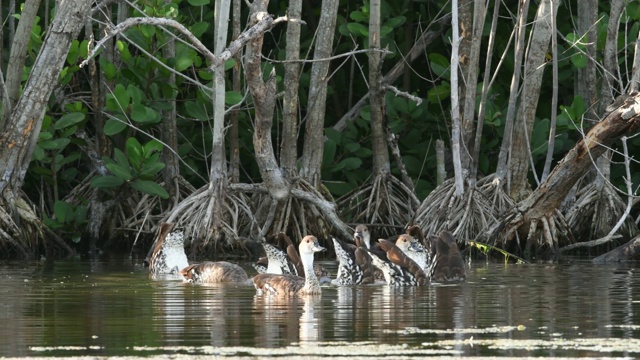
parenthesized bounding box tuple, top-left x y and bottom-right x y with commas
(254, 232, 330, 281)
(149, 222, 189, 275)
(331, 234, 375, 286)
(252, 235, 326, 296)
(428, 230, 466, 283)
(400, 226, 436, 273)
(180, 261, 249, 284)
(368, 238, 429, 286)
(254, 241, 298, 275)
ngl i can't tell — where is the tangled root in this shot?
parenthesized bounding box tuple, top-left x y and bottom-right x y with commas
(337, 173, 419, 239)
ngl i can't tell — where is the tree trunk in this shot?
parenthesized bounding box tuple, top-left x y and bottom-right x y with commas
(1, 0, 41, 129)
(300, 0, 339, 187)
(593, 236, 640, 263)
(281, 0, 303, 177)
(246, 0, 290, 201)
(368, 0, 389, 175)
(0, 0, 90, 196)
(479, 92, 640, 246)
(450, 0, 464, 196)
(495, 0, 529, 181)
(228, 0, 242, 184)
(161, 0, 180, 201)
(509, 0, 560, 201)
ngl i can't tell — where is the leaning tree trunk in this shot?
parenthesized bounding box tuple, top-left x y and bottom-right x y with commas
(478, 92, 640, 254)
(0, 0, 90, 254)
(1, 0, 41, 129)
(564, 0, 637, 244)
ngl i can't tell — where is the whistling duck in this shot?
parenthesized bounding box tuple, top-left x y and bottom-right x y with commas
(428, 230, 466, 283)
(149, 223, 189, 275)
(252, 235, 326, 296)
(331, 236, 375, 286)
(368, 238, 429, 286)
(180, 261, 249, 284)
(254, 241, 298, 275)
(254, 233, 330, 282)
(395, 233, 429, 271)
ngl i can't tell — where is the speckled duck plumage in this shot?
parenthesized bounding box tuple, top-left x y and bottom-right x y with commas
(252, 235, 326, 296)
(149, 223, 189, 276)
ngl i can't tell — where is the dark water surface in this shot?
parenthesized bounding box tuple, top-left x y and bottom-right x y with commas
(1, 257, 639, 358)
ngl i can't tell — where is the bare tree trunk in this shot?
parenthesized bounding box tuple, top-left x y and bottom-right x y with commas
(281, 0, 302, 177)
(460, 0, 486, 186)
(471, 0, 501, 182)
(300, 0, 339, 187)
(495, 0, 530, 182)
(450, 0, 464, 196)
(509, 0, 560, 202)
(368, 0, 389, 176)
(0, 0, 89, 249)
(204, 0, 232, 238)
(228, 0, 242, 183)
(246, 0, 290, 201)
(1, 0, 42, 129)
(162, 0, 180, 201)
(0, 0, 90, 195)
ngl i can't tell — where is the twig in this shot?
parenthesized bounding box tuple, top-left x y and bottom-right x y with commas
(384, 85, 422, 106)
(80, 13, 289, 70)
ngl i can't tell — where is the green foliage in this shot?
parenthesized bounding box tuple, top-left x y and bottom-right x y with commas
(91, 138, 169, 199)
(44, 200, 88, 243)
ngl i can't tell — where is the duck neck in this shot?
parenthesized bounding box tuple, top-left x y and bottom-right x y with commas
(301, 251, 319, 288)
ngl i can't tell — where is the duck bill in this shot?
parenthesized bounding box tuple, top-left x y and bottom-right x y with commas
(312, 243, 326, 252)
(409, 241, 423, 252)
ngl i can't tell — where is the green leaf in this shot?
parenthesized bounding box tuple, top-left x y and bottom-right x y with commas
(33, 146, 45, 161)
(91, 175, 125, 188)
(350, 10, 367, 22)
(185, 101, 210, 121)
(106, 162, 133, 180)
(385, 16, 406, 29)
(336, 157, 362, 171)
(175, 54, 194, 72)
(54, 200, 73, 223)
(131, 179, 169, 199)
(126, 137, 144, 170)
(190, 22, 209, 37)
(225, 91, 243, 106)
(144, 139, 163, 155)
(188, 0, 210, 5)
(346, 22, 368, 37)
(113, 84, 131, 109)
(140, 161, 166, 176)
(127, 84, 143, 105)
(130, 103, 150, 122)
(429, 52, 450, 77)
(55, 112, 85, 130)
(104, 118, 127, 135)
(113, 148, 129, 168)
(570, 54, 587, 69)
(427, 83, 451, 103)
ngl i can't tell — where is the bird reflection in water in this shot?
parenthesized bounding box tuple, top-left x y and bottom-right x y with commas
(252, 294, 322, 346)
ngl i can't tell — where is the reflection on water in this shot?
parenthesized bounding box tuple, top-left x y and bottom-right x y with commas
(1, 258, 640, 357)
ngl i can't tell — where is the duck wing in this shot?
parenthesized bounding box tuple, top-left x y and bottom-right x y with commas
(378, 239, 428, 285)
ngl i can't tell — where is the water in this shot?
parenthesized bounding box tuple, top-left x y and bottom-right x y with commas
(1, 258, 639, 358)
